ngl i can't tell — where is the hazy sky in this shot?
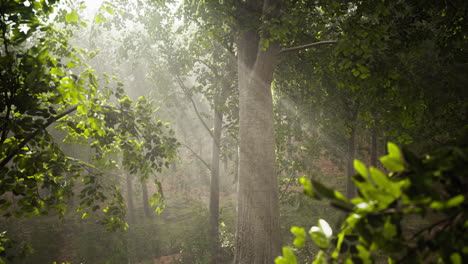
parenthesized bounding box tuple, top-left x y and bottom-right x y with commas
(83, 0, 104, 20)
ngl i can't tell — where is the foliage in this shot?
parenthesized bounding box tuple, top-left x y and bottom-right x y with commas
(277, 140, 468, 263)
(0, 1, 178, 261)
(1, 215, 128, 264)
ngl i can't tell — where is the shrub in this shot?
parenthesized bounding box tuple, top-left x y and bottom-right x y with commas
(277, 141, 468, 263)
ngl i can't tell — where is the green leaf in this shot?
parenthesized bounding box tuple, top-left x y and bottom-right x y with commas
(65, 10, 79, 23)
(94, 13, 107, 24)
(450, 253, 461, 264)
(311, 180, 336, 200)
(388, 142, 402, 159)
(312, 250, 326, 264)
(369, 167, 401, 199)
(463, 247, 468, 254)
(356, 245, 371, 264)
(354, 159, 368, 178)
(103, 6, 115, 15)
(275, 247, 297, 264)
(291, 227, 306, 248)
(299, 177, 313, 197)
(333, 190, 348, 203)
(380, 142, 405, 172)
(50, 67, 64, 76)
(446, 195, 465, 207)
(430, 195, 465, 210)
(383, 217, 397, 239)
(310, 227, 329, 248)
(352, 68, 360, 77)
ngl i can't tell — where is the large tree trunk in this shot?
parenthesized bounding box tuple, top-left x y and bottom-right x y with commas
(234, 3, 282, 261)
(209, 96, 223, 263)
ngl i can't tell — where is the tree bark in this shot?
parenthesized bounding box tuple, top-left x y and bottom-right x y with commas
(141, 181, 151, 218)
(234, 1, 282, 261)
(209, 93, 224, 263)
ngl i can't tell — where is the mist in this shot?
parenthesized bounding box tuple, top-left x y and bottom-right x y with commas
(1, 0, 467, 263)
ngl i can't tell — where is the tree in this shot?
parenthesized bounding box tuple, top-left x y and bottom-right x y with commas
(0, 1, 177, 260)
(182, 1, 343, 261)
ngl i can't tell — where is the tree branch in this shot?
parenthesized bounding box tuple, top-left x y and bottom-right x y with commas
(0, 105, 78, 168)
(279, 177, 295, 201)
(194, 59, 220, 79)
(279, 40, 337, 55)
(182, 143, 212, 172)
(174, 74, 215, 139)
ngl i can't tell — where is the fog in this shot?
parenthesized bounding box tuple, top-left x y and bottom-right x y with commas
(1, 0, 466, 263)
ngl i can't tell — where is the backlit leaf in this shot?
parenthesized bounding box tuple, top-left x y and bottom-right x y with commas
(65, 10, 79, 22)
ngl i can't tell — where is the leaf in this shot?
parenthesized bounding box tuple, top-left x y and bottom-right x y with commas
(318, 219, 333, 238)
(65, 10, 79, 23)
(446, 195, 465, 207)
(275, 247, 297, 264)
(311, 180, 335, 200)
(356, 245, 371, 264)
(50, 67, 64, 76)
(352, 68, 360, 77)
(369, 167, 401, 199)
(312, 250, 326, 264)
(94, 13, 107, 24)
(380, 142, 405, 172)
(309, 226, 329, 248)
(430, 195, 464, 210)
(387, 142, 401, 158)
(290, 227, 306, 248)
(354, 159, 368, 178)
(103, 6, 115, 15)
(333, 190, 349, 203)
(450, 253, 461, 264)
(299, 177, 313, 197)
(383, 218, 397, 239)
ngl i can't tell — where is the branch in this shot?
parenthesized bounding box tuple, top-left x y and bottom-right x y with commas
(408, 212, 463, 241)
(181, 143, 212, 172)
(1, 20, 10, 57)
(0, 105, 78, 168)
(174, 74, 214, 139)
(279, 177, 295, 201)
(194, 59, 220, 78)
(279, 40, 337, 55)
(222, 121, 236, 129)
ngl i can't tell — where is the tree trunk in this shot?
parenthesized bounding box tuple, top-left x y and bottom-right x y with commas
(223, 156, 228, 172)
(233, 145, 239, 185)
(234, 7, 282, 262)
(346, 125, 356, 199)
(370, 128, 377, 167)
(126, 172, 135, 224)
(141, 181, 151, 218)
(209, 97, 223, 263)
